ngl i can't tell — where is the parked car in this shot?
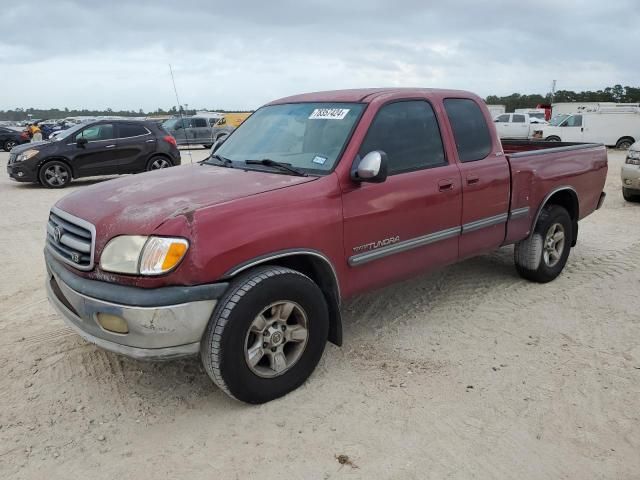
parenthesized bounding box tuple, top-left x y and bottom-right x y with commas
(0, 126, 30, 151)
(536, 109, 640, 149)
(494, 112, 546, 139)
(162, 116, 218, 148)
(6, 120, 180, 188)
(44, 88, 607, 403)
(622, 140, 640, 201)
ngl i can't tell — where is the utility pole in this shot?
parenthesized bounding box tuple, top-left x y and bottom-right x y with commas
(550, 80, 557, 104)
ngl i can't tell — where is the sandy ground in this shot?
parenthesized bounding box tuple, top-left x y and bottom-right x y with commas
(0, 147, 639, 479)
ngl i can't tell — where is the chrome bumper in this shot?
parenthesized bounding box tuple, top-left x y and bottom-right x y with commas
(45, 255, 224, 361)
(621, 163, 640, 191)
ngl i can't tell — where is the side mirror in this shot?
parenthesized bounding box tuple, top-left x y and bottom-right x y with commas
(76, 137, 88, 148)
(351, 150, 388, 183)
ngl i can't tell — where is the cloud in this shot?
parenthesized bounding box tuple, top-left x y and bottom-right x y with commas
(1, 0, 638, 110)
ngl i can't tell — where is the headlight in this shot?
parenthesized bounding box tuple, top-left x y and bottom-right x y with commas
(16, 149, 39, 162)
(626, 150, 640, 164)
(100, 236, 189, 275)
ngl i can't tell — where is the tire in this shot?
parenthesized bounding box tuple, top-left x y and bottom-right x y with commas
(202, 144, 213, 149)
(3, 140, 17, 152)
(623, 187, 639, 202)
(545, 136, 561, 142)
(38, 160, 72, 188)
(146, 156, 172, 171)
(616, 138, 634, 150)
(514, 205, 572, 283)
(201, 266, 329, 404)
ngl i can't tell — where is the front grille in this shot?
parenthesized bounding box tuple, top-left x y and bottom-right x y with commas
(46, 208, 95, 270)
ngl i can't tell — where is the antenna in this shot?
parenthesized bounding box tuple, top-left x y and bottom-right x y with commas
(169, 64, 192, 163)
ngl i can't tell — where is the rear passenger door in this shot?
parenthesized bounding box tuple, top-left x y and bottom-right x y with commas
(510, 114, 530, 138)
(341, 100, 462, 294)
(114, 123, 155, 172)
(443, 98, 510, 260)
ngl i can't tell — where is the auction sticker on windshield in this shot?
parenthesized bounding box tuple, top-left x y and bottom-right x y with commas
(309, 108, 350, 120)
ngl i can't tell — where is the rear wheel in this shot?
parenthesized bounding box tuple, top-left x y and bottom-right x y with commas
(545, 136, 561, 142)
(146, 156, 172, 171)
(201, 266, 329, 404)
(3, 140, 17, 152)
(514, 205, 572, 283)
(39, 161, 72, 188)
(616, 137, 634, 150)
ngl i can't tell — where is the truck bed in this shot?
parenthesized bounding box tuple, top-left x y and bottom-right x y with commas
(501, 139, 603, 155)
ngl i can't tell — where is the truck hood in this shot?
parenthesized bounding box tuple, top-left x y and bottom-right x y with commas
(55, 164, 315, 236)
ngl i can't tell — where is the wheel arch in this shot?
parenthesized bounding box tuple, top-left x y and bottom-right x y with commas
(616, 136, 635, 149)
(532, 186, 579, 246)
(38, 156, 75, 178)
(223, 249, 343, 346)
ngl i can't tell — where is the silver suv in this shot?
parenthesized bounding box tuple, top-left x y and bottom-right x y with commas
(622, 141, 640, 201)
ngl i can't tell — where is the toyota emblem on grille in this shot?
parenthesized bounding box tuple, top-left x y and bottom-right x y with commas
(53, 226, 63, 243)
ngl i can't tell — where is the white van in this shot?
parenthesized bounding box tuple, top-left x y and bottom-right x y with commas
(538, 109, 640, 149)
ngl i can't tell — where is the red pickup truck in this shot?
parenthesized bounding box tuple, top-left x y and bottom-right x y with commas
(45, 88, 607, 403)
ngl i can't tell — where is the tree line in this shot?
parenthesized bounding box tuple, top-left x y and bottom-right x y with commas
(0, 106, 253, 122)
(2, 85, 639, 121)
(485, 84, 640, 113)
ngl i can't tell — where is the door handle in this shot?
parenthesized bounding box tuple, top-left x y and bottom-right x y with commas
(438, 179, 454, 191)
(466, 175, 480, 185)
(105, 144, 116, 148)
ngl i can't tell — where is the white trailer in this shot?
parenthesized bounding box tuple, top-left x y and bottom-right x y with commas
(486, 104, 506, 118)
(538, 108, 640, 149)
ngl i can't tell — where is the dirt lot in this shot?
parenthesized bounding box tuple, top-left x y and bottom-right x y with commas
(0, 148, 639, 479)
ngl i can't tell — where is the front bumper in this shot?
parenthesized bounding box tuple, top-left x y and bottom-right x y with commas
(45, 252, 228, 360)
(621, 162, 640, 192)
(6, 160, 37, 182)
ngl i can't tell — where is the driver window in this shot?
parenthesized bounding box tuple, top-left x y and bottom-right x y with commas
(496, 114, 510, 122)
(564, 115, 582, 127)
(74, 124, 115, 142)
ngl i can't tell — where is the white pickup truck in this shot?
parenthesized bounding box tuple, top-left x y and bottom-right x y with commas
(493, 113, 546, 139)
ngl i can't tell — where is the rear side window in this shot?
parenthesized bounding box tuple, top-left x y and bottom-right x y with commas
(193, 118, 207, 127)
(118, 123, 149, 138)
(444, 98, 492, 162)
(512, 114, 525, 123)
(359, 100, 446, 175)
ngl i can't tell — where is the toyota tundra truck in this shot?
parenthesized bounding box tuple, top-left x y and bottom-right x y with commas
(45, 88, 608, 403)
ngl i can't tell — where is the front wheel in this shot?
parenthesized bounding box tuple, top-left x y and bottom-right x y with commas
(623, 187, 639, 202)
(39, 161, 72, 188)
(201, 266, 329, 404)
(514, 205, 572, 283)
(545, 136, 561, 142)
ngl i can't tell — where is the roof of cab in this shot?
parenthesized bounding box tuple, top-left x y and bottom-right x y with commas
(267, 88, 475, 105)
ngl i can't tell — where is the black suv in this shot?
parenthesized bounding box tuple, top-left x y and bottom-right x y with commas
(6, 120, 180, 188)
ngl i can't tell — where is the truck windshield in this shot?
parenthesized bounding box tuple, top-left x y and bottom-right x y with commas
(214, 102, 365, 174)
(549, 114, 570, 126)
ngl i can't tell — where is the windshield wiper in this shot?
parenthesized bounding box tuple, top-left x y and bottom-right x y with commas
(205, 154, 234, 168)
(245, 159, 308, 177)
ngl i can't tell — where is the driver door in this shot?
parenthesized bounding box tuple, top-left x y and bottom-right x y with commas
(68, 123, 119, 176)
(341, 100, 462, 295)
(559, 114, 584, 142)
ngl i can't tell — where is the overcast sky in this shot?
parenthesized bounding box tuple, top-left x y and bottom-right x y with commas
(1, 0, 639, 111)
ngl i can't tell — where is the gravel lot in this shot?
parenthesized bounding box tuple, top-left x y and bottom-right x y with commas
(1, 147, 639, 479)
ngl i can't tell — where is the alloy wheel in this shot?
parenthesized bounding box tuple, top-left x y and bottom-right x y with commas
(244, 301, 309, 378)
(543, 222, 565, 267)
